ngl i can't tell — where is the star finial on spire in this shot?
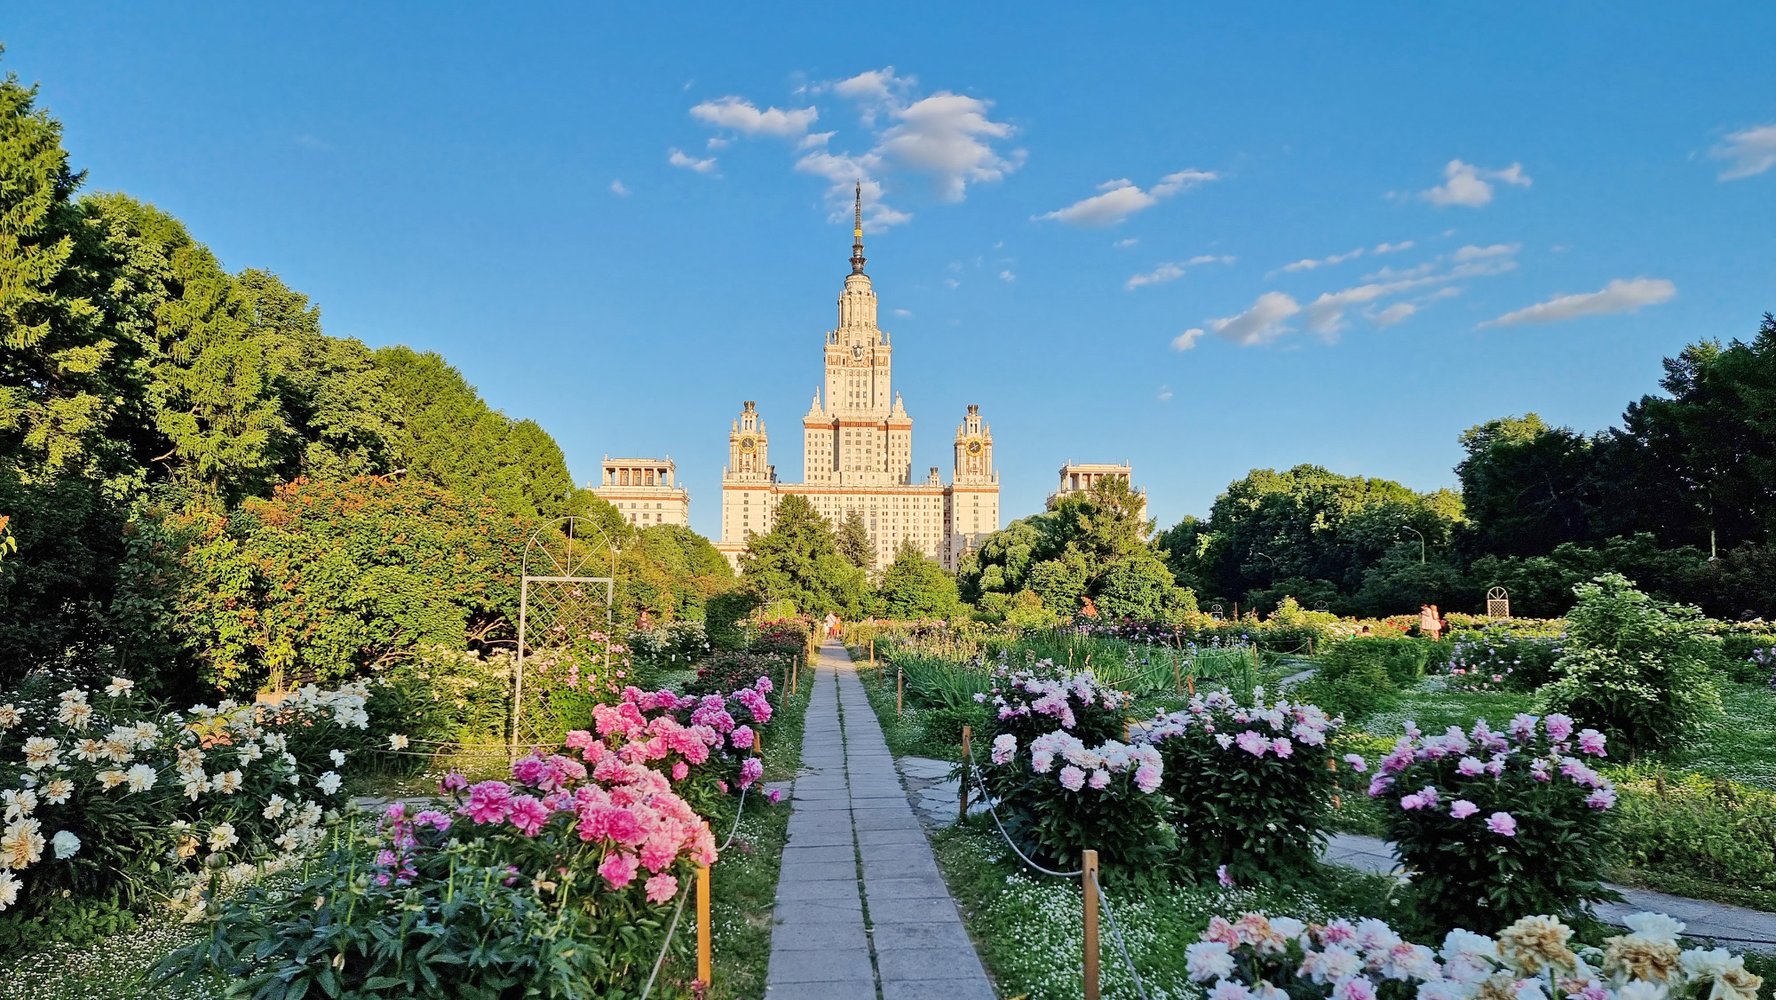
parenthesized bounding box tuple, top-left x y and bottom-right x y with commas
(850, 180, 867, 274)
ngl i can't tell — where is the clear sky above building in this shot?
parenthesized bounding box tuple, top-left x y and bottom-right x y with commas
(8, 4, 1773, 537)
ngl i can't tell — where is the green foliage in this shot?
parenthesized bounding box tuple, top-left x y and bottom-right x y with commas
(834, 508, 873, 568)
(874, 542, 963, 619)
(619, 523, 735, 623)
(366, 645, 515, 751)
(1324, 636, 1432, 687)
(0, 893, 137, 954)
(1442, 625, 1562, 692)
(1294, 660, 1394, 722)
(1539, 574, 1722, 759)
(962, 476, 1193, 623)
(1609, 769, 1776, 905)
(117, 476, 527, 693)
(704, 590, 762, 651)
(740, 494, 867, 616)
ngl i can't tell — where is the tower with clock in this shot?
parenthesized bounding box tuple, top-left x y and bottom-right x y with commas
(715, 185, 1001, 572)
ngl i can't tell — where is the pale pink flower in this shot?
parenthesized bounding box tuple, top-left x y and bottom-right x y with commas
(1486, 811, 1518, 836)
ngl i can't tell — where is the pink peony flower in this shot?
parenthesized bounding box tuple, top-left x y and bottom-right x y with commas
(1456, 756, 1484, 776)
(671, 762, 689, 781)
(1450, 799, 1478, 819)
(1586, 788, 1617, 809)
(767, 788, 783, 804)
(507, 794, 550, 837)
(1271, 738, 1293, 758)
(464, 781, 513, 824)
(1486, 811, 1518, 836)
(990, 733, 1016, 766)
(1059, 765, 1086, 791)
(1343, 754, 1368, 772)
(1235, 730, 1269, 756)
(730, 725, 754, 749)
(1088, 769, 1110, 790)
(739, 756, 763, 789)
(1134, 763, 1161, 794)
(1577, 729, 1607, 757)
(645, 871, 679, 904)
(1217, 863, 1235, 887)
(600, 851, 640, 889)
(439, 772, 469, 793)
(1545, 713, 1574, 744)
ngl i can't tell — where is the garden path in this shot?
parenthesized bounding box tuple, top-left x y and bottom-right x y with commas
(766, 641, 997, 1000)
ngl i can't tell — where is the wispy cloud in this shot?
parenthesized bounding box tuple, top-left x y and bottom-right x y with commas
(1418, 159, 1531, 207)
(1036, 170, 1218, 227)
(1157, 384, 1174, 401)
(999, 269, 1016, 283)
(1126, 254, 1233, 290)
(293, 133, 331, 151)
(1273, 240, 1413, 276)
(1482, 278, 1676, 328)
(1113, 237, 1139, 249)
(1195, 291, 1304, 347)
(1711, 123, 1776, 180)
(1171, 329, 1204, 352)
(609, 179, 630, 197)
(667, 148, 719, 175)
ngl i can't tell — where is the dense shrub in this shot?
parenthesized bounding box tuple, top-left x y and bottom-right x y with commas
(692, 651, 789, 699)
(365, 645, 515, 753)
(704, 590, 761, 651)
(1609, 769, 1776, 901)
(1322, 636, 1432, 686)
(982, 728, 1168, 868)
(1293, 654, 1394, 721)
(1370, 713, 1616, 933)
(1539, 574, 1721, 759)
(629, 619, 710, 666)
(1716, 634, 1776, 683)
(1136, 689, 1350, 885)
(918, 704, 990, 748)
(750, 617, 812, 660)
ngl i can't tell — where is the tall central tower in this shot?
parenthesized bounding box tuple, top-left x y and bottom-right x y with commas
(803, 183, 912, 486)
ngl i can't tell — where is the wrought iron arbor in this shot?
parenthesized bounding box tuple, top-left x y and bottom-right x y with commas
(1486, 586, 1511, 619)
(511, 517, 617, 753)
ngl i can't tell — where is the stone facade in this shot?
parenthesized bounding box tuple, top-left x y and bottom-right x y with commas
(592, 457, 690, 528)
(716, 187, 1000, 572)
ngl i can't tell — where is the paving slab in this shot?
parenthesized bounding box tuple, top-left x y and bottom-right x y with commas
(766, 640, 998, 999)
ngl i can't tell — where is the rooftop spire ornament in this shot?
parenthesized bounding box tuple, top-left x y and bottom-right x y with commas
(850, 180, 867, 274)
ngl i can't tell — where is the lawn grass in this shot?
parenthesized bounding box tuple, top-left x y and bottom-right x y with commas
(1668, 680, 1776, 789)
(0, 914, 225, 1000)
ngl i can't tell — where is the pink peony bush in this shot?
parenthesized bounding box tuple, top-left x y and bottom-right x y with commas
(1136, 687, 1357, 885)
(587, 677, 773, 819)
(1368, 713, 1616, 932)
(1187, 909, 1761, 1000)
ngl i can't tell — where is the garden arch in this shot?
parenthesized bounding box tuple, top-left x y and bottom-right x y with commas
(1486, 586, 1510, 619)
(511, 516, 618, 753)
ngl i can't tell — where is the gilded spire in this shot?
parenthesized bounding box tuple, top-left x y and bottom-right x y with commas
(850, 180, 867, 274)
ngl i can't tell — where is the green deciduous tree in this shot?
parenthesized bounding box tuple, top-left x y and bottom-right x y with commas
(874, 542, 962, 619)
(740, 494, 867, 616)
(834, 508, 874, 569)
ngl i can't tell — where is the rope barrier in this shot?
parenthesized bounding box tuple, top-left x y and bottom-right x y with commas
(1087, 866, 1153, 1000)
(637, 877, 693, 1000)
(961, 741, 1083, 878)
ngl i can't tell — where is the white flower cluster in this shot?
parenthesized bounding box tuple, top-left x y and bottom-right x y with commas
(0, 678, 369, 913)
(1189, 910, 1762, 1000)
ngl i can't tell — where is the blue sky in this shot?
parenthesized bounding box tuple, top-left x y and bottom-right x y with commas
(9, 5, 1774, 537)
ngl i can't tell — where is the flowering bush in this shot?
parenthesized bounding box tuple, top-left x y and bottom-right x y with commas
(587, 678, 772, 819)
(629, 619, 709, 666)
(1186, 909, 1762, 1000)
(1442, 627, 1562, 693)
(1539, 574, 1721, 760)
(163, 746, 715, 998)
(1369, 712, 1616, 932)
(984, 661, 1134, 748)
(0, 678, 364, 926)
(984, 729, 1167, 867)
(1137, 687, 1351, 885)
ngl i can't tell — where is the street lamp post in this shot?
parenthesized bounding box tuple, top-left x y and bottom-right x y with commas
(1400, 525, 1425, 564)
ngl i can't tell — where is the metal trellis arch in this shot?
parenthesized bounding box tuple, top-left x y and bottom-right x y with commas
(1486, 586, 1510, 619)
(512, 516, 618, 755)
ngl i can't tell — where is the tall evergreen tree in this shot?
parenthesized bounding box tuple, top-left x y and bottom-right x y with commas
(834, 508, 874, 568)
(741, 494, 867, 616)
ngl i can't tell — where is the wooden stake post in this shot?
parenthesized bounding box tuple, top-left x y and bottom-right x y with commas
(895, 666, 904, 717)
(958, 725, 972, 822)
(1082, 849, 1101, 1000)
(696, 862, 712, 987)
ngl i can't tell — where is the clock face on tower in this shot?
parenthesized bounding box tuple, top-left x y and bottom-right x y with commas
(738, 436, 757, 454)
(967, 439, 983, 455)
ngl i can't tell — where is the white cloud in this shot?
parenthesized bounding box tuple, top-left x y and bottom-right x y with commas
(1171, 328, 1204, 352)
(1303, 278, 1433, 335)
(690, 96, 818, 138)
(1280, 247, 1365, 273)
(293, 133, 331, 151)
(1113, 238, 1139, 248)
(1451, 242, 1519, 262)
(943, 277, 960, 289)
(706, 136, 731, 150)
(1126, 254, 1233, 290)
(999, 269, 1016, 283)
(691, 69, 1020, 230)
(892, 308, 913, 318)
(1204, 292, 1302, 346)
(1711, 123, 1776, 180)
(1421, 159, 1532, 207)
(667, 148, 718, 174)
(1127, 262, 1186, 290)
(1370, 302, 1417, 326)
(609, 179, 630, 197)
(1036, 169, 1219, 226)
(876, 92, 1023, 201)
(1373, 240, 1414, 254)
(1157, 384, 1175, 401)
(1482, 278, 1676, 328)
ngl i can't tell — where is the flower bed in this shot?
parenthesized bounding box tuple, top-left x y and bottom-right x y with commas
(1188, 909, 1762, 1000)
(0, 678, 367, 929)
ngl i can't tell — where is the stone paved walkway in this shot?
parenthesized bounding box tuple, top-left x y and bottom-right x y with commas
(767, 642, 996, 999)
